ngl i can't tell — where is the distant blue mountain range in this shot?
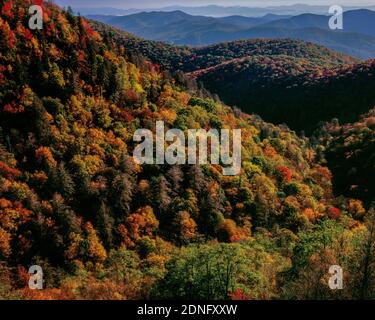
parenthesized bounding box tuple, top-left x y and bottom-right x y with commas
(87, 9, 375, 59)
(75, 4, 375, 17)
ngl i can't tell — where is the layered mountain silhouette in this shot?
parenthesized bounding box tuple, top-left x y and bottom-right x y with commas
(75, 4, 375, 17)
(88, 9, 375, 59)
(260, 9, 375, 37)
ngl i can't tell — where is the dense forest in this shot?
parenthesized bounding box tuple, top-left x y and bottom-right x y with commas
(317, 109, 375, 207)
(194, 57, 375, 133)
(92, 22, 356, 72)
(0, 1, 375, 300)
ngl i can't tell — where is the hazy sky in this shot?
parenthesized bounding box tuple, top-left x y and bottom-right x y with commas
(55, 0, 375, 9)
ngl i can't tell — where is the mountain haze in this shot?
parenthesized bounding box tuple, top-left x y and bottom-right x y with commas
(75, 4, 375, 17)
(261, 9, 375, 37)
(88, 9, 375, 58)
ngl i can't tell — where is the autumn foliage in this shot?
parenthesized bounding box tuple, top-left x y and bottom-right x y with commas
(0, 0, 374, 300)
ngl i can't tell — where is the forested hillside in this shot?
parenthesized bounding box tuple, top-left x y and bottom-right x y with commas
(317, 109, 375, 207)
(194, 57, 375, 133)
(1, 1, 375, 300)
(94, 22, 374, 133)
(91, 22, 357, 72)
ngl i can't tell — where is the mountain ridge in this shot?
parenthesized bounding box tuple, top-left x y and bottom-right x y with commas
(74, 4, 375, 17)
(88, 9, 375, 59)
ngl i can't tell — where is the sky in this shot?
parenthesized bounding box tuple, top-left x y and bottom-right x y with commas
(55, 0, 375, 9)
